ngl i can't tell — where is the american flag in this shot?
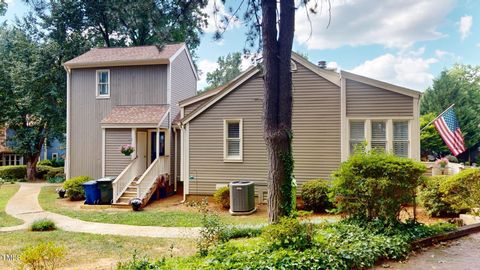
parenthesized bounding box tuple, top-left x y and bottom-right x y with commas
(433, 106, 466, 156)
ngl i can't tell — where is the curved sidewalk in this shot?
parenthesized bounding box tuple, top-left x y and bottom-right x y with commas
(0, 183, 200, 238)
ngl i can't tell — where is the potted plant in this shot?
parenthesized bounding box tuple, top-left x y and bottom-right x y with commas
(130, 198, 142, 211)
(120, 144, 135, 156)
(435, 157, 449, 175)
(56, 188, 66, 198)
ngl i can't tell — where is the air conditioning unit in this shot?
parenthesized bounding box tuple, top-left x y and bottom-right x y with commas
(229, 181, 256, 215)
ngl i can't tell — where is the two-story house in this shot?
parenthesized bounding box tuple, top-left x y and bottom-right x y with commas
(63, 44, 198, 206)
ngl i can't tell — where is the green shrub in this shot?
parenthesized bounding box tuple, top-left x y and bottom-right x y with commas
(331, 150, 426, 224)
(117, 251, 166, 270)
(261, 217, 313, 250)
(440, 168, 480, 213)
(301, 179, 332, 212)
(445, 155, 458, 163)
(213, 186, 230, 209)
(63, 176, 92, 201)
(0, 165, 26, 180)
(19, 242, 65, 270)
(419, 176, 456, 217)
(30, 219, 56, 231)
(197, 209, 226, 256)
(35, 165, 64, 180)
(37, 159, 54, 167)
(220, 225, 263, 241)
(47, 176, 65, 183)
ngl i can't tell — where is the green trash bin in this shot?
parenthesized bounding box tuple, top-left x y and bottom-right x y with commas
(96, 177, 115, 204)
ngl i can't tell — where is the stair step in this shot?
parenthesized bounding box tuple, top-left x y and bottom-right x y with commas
(117, 197, 132, 204)
(112, 202, 131, 209)
(123, 191, 137, 196)
(126, 186, 138, 192)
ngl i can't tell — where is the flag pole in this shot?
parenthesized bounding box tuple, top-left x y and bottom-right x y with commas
(420, 103, 455, 132)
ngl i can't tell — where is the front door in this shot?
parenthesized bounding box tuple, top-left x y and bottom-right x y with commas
(136, 131, 148, 170)
(148, 130, 166, 165)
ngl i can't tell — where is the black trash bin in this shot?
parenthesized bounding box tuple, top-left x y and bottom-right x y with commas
(96, 177, 115, 204)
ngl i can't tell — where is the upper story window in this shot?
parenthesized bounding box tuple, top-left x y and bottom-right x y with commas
(96, 70, 110, 98)
(224, 119, 243, 162)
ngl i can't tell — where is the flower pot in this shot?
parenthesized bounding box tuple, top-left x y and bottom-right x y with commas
(131, 203, 141, 211)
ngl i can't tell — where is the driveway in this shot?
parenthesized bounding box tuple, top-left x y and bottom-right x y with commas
(377, 232, 480, 270)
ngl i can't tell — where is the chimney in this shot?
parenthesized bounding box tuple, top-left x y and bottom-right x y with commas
(318, 60, 327, 69)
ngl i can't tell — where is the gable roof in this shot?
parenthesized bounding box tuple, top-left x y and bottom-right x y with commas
(63, 43, 198, 79)
(101, 105, 170, 127)
(179, 53, 422, 125)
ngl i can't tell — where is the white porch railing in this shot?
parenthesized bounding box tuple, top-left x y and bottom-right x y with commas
(112, 157, 141, 203)
(137, 157, 169, 202)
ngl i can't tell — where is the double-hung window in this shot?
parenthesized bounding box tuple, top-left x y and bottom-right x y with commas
(96, 70, 110, 98)
(371, 121, 387, 151)
(393, 121, 409, 157)
(349, 121, 365, 154)
(224, 119, 243, 161)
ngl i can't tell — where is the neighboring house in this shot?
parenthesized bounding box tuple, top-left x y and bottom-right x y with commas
(0, 128, 24, 166)
(0, 127, 63, 166)
(40, 135, 66, 161)
(63, 44, 198, 206)
(177, 53, 421, 200)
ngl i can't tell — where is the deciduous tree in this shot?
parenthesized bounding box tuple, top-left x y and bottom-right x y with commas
(204, 52, 242, 91)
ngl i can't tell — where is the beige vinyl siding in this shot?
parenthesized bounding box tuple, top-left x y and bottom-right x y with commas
(105, 129, 131, 177)
(187, 61, 341, 195)
(292, 63, 341, 182)
(346, 79, 413, 117)
(170, 51, 196, 179)
(170, 50, 197, 122)
(70, 65, 167, 178)
(184, 96, 214, 115)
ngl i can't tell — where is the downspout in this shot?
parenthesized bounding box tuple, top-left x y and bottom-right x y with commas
(63, 66, 71, 179)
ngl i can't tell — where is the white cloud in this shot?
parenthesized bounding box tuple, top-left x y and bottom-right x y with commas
(295, 0, 454, 49)
(202, 1, 240, 34)
(350, 51, 438, 91)
(459, 15, 473, 40)
(197, 59, 218, 89)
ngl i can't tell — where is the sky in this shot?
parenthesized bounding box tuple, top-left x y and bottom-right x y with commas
(3, 0, 479, 91)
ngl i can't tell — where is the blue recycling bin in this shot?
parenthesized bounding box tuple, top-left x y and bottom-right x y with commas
(82, 180, 100, 205)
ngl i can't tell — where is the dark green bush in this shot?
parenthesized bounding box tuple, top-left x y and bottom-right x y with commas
(419, 176, 456, 217)
(440, 168, 480, 213)
(38, 159, 64, 167)
(261, 217, 313, 250)
(213, 186, 230, 209)
(63, 176, 92, 201)
(301, 179, 332, 212)
(0, 165, 26, 180)
(331, 150, 426, 224)
(30, 219, 56, 231)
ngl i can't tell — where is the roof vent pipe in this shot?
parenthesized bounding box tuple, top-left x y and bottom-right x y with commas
(318, 60, 327, 69)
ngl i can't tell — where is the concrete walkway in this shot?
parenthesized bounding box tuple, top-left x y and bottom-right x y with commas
(0, 183, 200, 238)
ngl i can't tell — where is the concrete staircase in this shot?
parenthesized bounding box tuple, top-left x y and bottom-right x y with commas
(112, 178, 139, 208)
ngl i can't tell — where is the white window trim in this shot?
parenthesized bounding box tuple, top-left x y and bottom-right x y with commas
(223, 119, 243, 162)
(96, 69, 110, 99)
(348, 118, 412, 158)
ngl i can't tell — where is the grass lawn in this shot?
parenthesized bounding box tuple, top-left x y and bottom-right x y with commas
(0, 183, 23, 227)
(0, 230, 196, 270)
(39, 186, 268, 227)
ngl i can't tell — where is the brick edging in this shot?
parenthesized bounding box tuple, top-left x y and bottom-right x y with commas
(412, 223, 480, 249)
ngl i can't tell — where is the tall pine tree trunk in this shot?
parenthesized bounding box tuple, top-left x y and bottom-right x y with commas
(261, 0, 295, 223)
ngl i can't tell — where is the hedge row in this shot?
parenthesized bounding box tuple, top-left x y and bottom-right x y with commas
(0, 165, 64, 180)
